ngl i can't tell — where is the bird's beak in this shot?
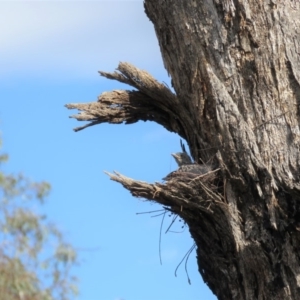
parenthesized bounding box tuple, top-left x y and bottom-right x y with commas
(171, 153, 180, 163)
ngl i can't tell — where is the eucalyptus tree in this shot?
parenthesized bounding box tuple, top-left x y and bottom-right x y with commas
(0, 140, 78, 300)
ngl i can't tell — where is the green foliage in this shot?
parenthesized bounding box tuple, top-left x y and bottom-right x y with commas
(0, 140, 78, 300)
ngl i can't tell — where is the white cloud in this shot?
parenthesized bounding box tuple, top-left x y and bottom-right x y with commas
(0, 1, 163, 81)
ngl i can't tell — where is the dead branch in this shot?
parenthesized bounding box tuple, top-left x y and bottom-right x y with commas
(65, 62, 189, 135)
(104, 170, 224, 216)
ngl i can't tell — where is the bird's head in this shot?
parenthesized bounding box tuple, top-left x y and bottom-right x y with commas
(171, 152, 193, 167)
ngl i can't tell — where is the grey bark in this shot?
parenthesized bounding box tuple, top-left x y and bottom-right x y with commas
(66, 1, 300, 299)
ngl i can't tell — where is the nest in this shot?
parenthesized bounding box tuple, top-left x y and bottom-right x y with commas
(105, 167, 223, 216)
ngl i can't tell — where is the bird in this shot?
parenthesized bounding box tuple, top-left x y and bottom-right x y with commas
(163, 143, 214, 181)
(171, 152, 193, 166)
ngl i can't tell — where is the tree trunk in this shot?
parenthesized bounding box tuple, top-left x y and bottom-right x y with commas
(66, 1, 300, 299)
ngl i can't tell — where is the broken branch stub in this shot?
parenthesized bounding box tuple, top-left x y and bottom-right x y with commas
(65, 62, 189, 136)
(104, 169, 223, 215)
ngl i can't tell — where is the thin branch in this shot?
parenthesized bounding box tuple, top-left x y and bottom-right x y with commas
(159, 211, 166, 265)
(174, 243, 196, 284)
(136, 209, 165, 215)
(185, 244, 196, 285)
(165, 214, 178, 234)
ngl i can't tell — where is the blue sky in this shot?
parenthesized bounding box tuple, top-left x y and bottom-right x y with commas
(1, 1, 216, 300)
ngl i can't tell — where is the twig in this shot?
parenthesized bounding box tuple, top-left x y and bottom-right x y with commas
(159, 211, 166, 265)
(185, 243, 196, 284)
(136, 209, 165, 215)
(165, 214, 178, 234)
(175, 243, 196, 285)
(188, 168, 220, 183)
(254, 110, 292, 129)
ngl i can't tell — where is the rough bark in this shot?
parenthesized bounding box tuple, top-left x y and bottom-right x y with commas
(66, 1, 300, 299)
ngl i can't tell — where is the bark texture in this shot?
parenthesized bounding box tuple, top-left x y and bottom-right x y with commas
(66, 1, 300, 299)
